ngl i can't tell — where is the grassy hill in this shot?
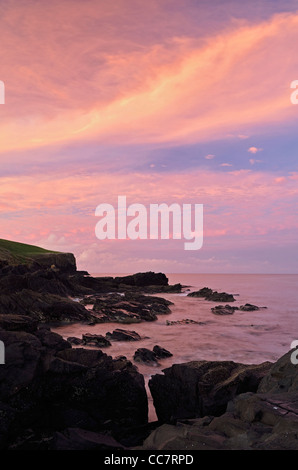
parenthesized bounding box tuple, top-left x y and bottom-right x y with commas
(0, 239, 60, 265)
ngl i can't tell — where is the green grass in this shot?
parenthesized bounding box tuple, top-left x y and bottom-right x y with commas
(0, 238, 60, 265)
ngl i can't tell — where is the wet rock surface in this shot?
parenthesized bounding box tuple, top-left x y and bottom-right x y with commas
(0, 260, 177, 325)
(211, 305, 238, 315)
(211, 304, 267, 315)
(89, 292, 173, 324)
(188, 287, 235, 302)
(134, 348, 160, 365)
(239, 303, 266, 311)
(153, 345, 173, 359)
(106, 329, 142, 342)
(82, 333, 111, 347)
(166, 319, 203, 325)
(133, 346, 173, 365)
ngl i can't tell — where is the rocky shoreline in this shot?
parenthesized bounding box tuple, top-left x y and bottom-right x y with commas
(0, 248, 297, 450)
(141, 349, 298, 450)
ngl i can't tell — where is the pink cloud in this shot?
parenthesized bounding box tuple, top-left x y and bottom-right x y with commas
(1, 168, 298, 272)
(0, 10, 297, 155)
(248, 147, 263, 154)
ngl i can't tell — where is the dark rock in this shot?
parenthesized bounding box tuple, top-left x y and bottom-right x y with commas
(188, 287, 235, 302)
(166, 319, 202, 325)
(38, 355, 148, 430)
(142, 351, 298, 450)
(67, 336, 83, 346)
(211, 305, 238, 315)
(40, 296, 91, 323)
(0, 327, 148, 442)
(226, 391, 298, 449)
(91, 292, 172, 324)
(0, 290, 91, 323)
(78, 273, 181, 294)
(187, 287, 213, 298)
(115, 272, 168, 287)
(35, 328, 71, 353)
(52, 427, 125, 450)
(124, 292, 173, 313)
(141, 391, 298, 450)
(239, 303, 263, 311)
(0, 314, 38, 333)
(153, 345, 173, 358)
(134, 348, 159, 365)
(76, 271, 90, 276)
(82, 333, 111, 347)
(140, 421, 227, 450)
(30, 252, 77, 274)
(0, 330, 43, 400)
(149, 360, 272, 423)
(106, 329, 142, 342)
(57, 348, 110, 368)
(207, 291, 235, 302)
(45, 356, 87, 374)
(258, 349, 298, 394)
(0, 402, 18, 450)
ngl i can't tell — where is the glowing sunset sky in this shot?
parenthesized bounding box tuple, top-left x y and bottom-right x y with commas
(0, 0, 298, 273)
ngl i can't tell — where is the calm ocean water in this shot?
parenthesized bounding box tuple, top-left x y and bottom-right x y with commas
(53, 273, 298, 421)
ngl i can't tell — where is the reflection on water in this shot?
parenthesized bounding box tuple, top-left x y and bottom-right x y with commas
(53, 273, 298, 421)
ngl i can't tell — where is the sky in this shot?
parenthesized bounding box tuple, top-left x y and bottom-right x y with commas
(0, 0, 298, 273)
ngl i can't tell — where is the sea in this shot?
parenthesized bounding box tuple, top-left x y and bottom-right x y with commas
(53, 273, 298, 421)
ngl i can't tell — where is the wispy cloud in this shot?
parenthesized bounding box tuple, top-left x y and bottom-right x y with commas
(0, 1, 298, 273)
(0, 9, 297, 155)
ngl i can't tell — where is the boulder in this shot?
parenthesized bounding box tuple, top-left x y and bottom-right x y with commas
(258, 349, 298, 394)
(106, 329, 142, 342)
(153, 345, 173, 358)
(142, 352, 298, 450)
(211, 305, 238, 315)
(149, 360, 272, 422)
(134, 348, 159, 365)
(57, 348, 110, 368)
(188, 288, 235, 302)
(207, 291, 235, 302)
(114, 272, 168, 287)
(82, 333, 111, 347)
(239, 303, 263, 311)
(35, 327, 71, 353)
(34, 353, 148, 431)
(187, 287, 213, 298)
